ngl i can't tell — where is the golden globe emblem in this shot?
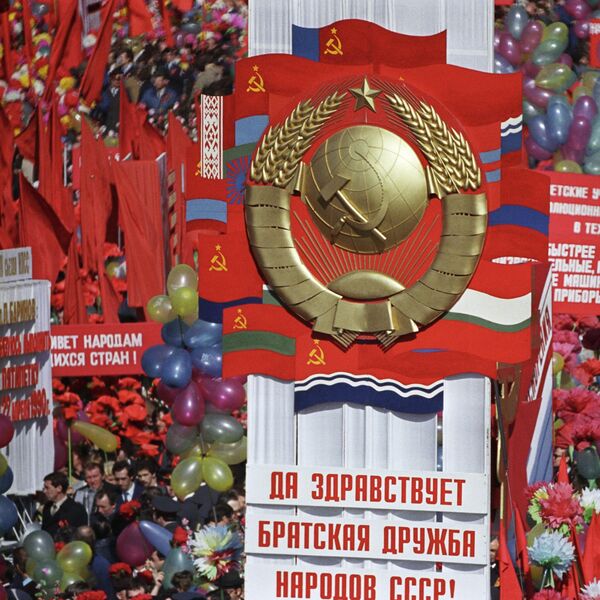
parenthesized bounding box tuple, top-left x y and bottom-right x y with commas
(304, 125, 428, 254)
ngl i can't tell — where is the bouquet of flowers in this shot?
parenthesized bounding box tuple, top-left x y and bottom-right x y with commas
(188, 524, 243, 581)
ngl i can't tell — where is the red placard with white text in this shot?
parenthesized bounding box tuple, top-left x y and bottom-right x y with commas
(549, 172, 600, 314)
(51, 323, 162, 376)
(590, 20, 600, 68)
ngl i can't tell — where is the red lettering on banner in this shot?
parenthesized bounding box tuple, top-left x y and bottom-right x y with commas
(382, 526, 476, 558)
(274, 571, 377, 600)
(389, 576, 454, 600)
(270, 470, 298, 500)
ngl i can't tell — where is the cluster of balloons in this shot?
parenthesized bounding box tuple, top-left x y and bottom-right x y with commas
(495, 4, 600, 173)
(0, 415, 17, 537)
(143, 265, 247, 499)
(23, 531, 93, 592)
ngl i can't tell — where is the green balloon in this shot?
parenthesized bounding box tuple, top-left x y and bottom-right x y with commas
(202, 456, 234, 492)
(554, 160, 582, 174)
(208, 436, 247, 465)
(532, 40, 567, 66)
(162, 548, 194, 589)
(0, 454, 7, 477)
(587, 122, 600, 155)
(23, 530, 56, 562)
(56, 542, 92, 572)
(535, 63, 577, 93)
(33, 560, 62, 587)
(171, 456, 203, 500)
(582, 71, 600, 93)
(584, 152, 600, 175)
(542, 22, 569, 43)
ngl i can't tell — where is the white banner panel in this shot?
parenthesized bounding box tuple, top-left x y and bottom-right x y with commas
(247, 465, 487, 514)
(246, 515, 487, 564)
(0, 248, 32, 284)
(246, 564, 488, 600)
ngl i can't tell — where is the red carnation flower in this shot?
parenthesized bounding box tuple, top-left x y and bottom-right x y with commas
(108, 562, 132, 576)
(118, 377, 141, 390)
(172, 526, 189, 547)
(54, 541, 65, 552)
(124, 404, 147, 422)
(118, 500, 141, 520)
(135, 569, 154, 584)
(539, 483, 584, 531)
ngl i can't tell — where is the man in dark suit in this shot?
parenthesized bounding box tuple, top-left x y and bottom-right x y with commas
(112, 460, 144, 506)
(41, 472, 87, 538)
(139, 68, 179, 115)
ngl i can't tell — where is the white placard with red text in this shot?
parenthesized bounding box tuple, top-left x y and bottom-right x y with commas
(245, 564, 487, 600)
(245, 514, 487, 564)
(246, 465, 487, 513)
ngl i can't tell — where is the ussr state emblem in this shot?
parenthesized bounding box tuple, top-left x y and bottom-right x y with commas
(245, 76, 487, 348)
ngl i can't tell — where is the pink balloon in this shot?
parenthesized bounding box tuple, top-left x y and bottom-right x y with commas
(565, 0, 591, 20)
(525, 136, 553, 161)
(562, 144, 585, 164)
(494, 29, 501, 51)
(0, 415, 14, 448)
(558, 53, 574, 68)
(522, 60, 541, 78)
(116, 522, 154, 566)
(201, 378, 246, 412)
(573, 20, 590, 40)
(157, 381, 179, 406)
(523, 77, 556, 109)
(567, 116, 592, 150)
(54, 435, 67, 470)
(519, 20, 544, 53)
(56, 419, 84, 445)
(574, 95, 598, 122)
(172, 381, 205, 426)
(498, 31, 522, 66)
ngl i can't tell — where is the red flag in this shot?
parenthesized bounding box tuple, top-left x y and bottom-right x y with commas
(512, 504, 530, 578)
(563, 526, 583, 599)
(80, 120, 112, 271)
(112, 160, 165, 307)
(583, 512, 600, 581)
(79, 0, 117, 105)
(158, 0, 174, 47)
(139, 119, 166, 160)
(498, 518, 524, 600)
(44, 0, 83, 99)
(127, 0, 153, 37)
(99, 271, 121, 323)
(36, 107, 52, 200)
(14, 111, 37, 161)
(557, 454, 570, 484)
(63, 237, 87, 324)
(21, 0, 34, 64)
(172, 0, 192, 10)
(0, 106, 17, 247)
(119, 81, 140, 159)
(51, 99, 75, 232)
(1, 11, 13, 79)
(19, 174, 71, 284)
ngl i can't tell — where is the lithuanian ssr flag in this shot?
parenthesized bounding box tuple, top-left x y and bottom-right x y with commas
(292, 19, 446, 68)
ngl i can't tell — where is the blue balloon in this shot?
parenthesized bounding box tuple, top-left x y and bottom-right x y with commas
(141, 345, 176, 378)
(0, 468, 13, 494)
(161, 319, 189, 348)
(191, 344, 222, 378)
(494, 53, 515, 74)
(161, 348, 193, 388)
(183, 320, 222, 349)
(504, 5, 528, 40)
(163, 548, 194, 588)
(0, 495, 18, 534)
(528, 115, 559, 152)
(547, 98, 573, 146)
(139, 520, 173, 557)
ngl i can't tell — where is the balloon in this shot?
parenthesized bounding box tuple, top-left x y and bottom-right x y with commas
(592, 78, 600, 107)
(566, 116, 592, 150)
(141, 344, 176, 378)
(519, 20, 544, 53)
(494, 29, 501, 51)
(523, 100, 543, 124)
(541, 22, 569, 44)
(562, 145, 586, 164)
(167, 264, 198, 297)
(147, 295, 176, 324)
(208, 437, 247, 465)
(170, 286, 198, 318)
(0, 495, 18, 535)
(0, 415, 14, 448)
(528, 115, 559, 152)
(116, 522, 154, 566)
(60, 571, 84, 592)
(201, 414, 244, 444)
(171, 457, 203, 500)
(161, 348, 192, 388)
(162, 548, 194, 589)
(72, 421, 118, 452)
(24, 530, 56, 562)
(493, 54, 515, 74)
(523, 78, 556, 109)
(532, 40, 568, 66)
(56, 542, 92, 572)
(584, 151, 600, 175)
(33, 560, 62, 587)
(172, 381, 205, 426)
(573, 20, 590, 40)
(139, 520, 173, 557)
(161, 319, 189, 347)
(0, 454, 7, 477)
(522, 60, 541, 78)
(54, 435, 67, 470)
(190, 344, 222, 378)
(498, 32, 522, 66)
(202, 457, 234, 492)
(157, 380, 179, 406)
(0, 468, 13, 494)
(535, 63, 577, 93)
(554, 159, 583, 173)
(201, 378, 246, 412)
(552, 352, 565, 376)
(582, 71, 600, 92)
(557, 53, 574, 68)
(56, 419, 84, 445)
(574, 95, 598, 122)
(504, 5, 528, 40)
(547, 98, 572, 146)
(166, 423, 199, 455)
(565, 0, 592, 19)
(575, 446, 600, 480)
(183, 320, 222, 349)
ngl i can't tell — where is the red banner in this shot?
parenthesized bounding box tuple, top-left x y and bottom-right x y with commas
(549, 172, 600, 314)
(51, 323, 162, 377)
(590, 20, 600, 68)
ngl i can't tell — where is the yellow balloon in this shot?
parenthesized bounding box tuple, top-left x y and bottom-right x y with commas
(208, 437, 247, 465)
(72, 421, 118, 452)
(554, 159, 582, 174)
(147, 295, 176, 324)
(0, 453, 7, 477)
(171, 457, 203, 500)
(167, 264, 198, 297)
(552, 352, 565, 375)
(202, 457, 234, 492)
(59, 76, 75, 91)
(60, 571, 84, 592)
(105, 261, 119, 277)
(181, 443, 203, 459)
(170, 286, 198, 317)
(56, 542, 92, 573)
